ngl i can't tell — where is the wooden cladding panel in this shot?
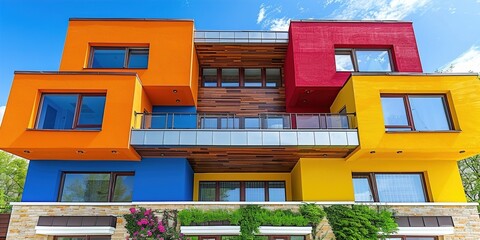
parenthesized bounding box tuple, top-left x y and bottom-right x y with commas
(0, 214, 10, 240)
(136, 147, 354, 172)
(195, 44, 287, 68)
(197, 88, 286, 114)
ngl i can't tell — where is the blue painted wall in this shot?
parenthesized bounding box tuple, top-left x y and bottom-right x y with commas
(22, 158, 193, 202)
(151, 106, 197, 129)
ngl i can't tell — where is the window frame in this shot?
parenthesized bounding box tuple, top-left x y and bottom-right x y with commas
(335, 48, 394, 72)
(88, 46, 149, 69)
(201, 67, 282, 88)
(54, 236, 111, 240)
(385, 236, 437, 240)
(35, 93, 107, 130)
(58, 172, 134, 202)
(352, 172, 429, 202)
(199, 181, 286, 202)
(381, 94, 454, 131)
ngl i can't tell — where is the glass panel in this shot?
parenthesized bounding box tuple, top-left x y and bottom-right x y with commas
(245, 182, 265, 202)
(112, 175, 134, 202)
(127, 49, 149, 68)
(199, 182, 216, 201)
(381, 97, 409, 127)
(200, 117, 218, 129)
(219, 182, 240, 201)
(265, 117, 284, 129)
(37, 95, 78, 130)
(150, 114, 168, 129)
(266, 68, 281, 87)
(268, 182, 286, 202)
(203, 68, 218, 87)
(91, 48, 125, 68)
(375, 174, 426, 202)
(244, 117, 260, 129)
(353, 177, 374, 202)
(220, 117, 240, 129)
(335, 53, 354, 71)
(244, 68, 262, 87)
(296, 115, 320, 129)
(60, 173, 110, 202)
(355, 50, 392, 72)
(221, 68, 240, 87)
(77, 96, 106, 129)
(409, 96, 450, 131)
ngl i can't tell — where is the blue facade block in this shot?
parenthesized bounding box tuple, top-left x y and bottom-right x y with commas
(22, 158, 193, 202)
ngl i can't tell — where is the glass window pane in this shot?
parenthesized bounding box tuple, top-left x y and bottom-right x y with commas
(268, 182, 286, 201)
(244, 68, 262, 87)
(91, 48, 125, 68)
(219, 182, 240, 201)
(37, 95, 78, 130)
(150, 114, 168, 129)
(409, 96, 450, 131)
(335, 53, 354, 71)
(112, 175, 134, 202)
(353, 177, 374, 202)
(381, 97, 409, 127)
(245, 182, 265, 202)
(265, 117, 284, 129)
(355, 50, 392, 72)
(128, 49, 149, 68)
(60, 173, 110, 202)
(203, 68, 218, 87)
(375, 174, 426, 202)
(200, 117, 218, 129)
(199, 182, 216, 201)
(77, 96, 106, 128)
(266, 68, 281, 87)
(244, 117, 260, 129)
(221, 68, 239, 87)
(296, 115, 320, 129)
(220, 117, 240, 129)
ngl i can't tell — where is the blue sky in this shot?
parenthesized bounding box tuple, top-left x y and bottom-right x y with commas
(0, 0, 479, 123)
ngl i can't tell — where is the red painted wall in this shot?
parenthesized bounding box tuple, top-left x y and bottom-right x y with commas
(284, 21, 423, 112)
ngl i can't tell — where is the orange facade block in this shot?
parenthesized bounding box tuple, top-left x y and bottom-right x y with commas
(59, 19, 198, 106)
(0, 72, 151, 160)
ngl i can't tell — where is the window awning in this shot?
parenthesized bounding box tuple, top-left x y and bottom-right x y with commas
(394, 216, 454, 236)
(35, 216, 116, 236)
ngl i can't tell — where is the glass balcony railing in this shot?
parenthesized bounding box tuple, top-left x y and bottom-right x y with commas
(134, 112, 357, 130)
(194, 31, 289, 43)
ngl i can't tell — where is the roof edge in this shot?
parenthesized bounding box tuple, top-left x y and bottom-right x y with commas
(291, 19, 412, 23)
(69, 18, 194, 22)
(14, 71, 139, 76)
(351, 72, 479, 76)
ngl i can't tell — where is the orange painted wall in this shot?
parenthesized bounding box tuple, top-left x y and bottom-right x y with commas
(59, 19, 198, 106)
(0, 72, 150, 160)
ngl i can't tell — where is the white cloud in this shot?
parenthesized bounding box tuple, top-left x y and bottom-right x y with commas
(327, 0, 431, 20)
(439, 45, 480, 73)
(267, 17, 291, 31)
(0, 106, 5, 126)
(257, 4, 266, 24)
(448, 7, 456, 14)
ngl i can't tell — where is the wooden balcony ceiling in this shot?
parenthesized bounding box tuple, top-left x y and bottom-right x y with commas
(195, 43, 287, 67)
(135, 147, 354, 172)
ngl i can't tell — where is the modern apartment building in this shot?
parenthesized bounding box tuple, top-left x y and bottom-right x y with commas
(0, 18, 480, 240)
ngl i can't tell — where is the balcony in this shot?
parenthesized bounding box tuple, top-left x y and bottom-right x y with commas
(194, 31, 288, 44)
(130, 113, 359, 172)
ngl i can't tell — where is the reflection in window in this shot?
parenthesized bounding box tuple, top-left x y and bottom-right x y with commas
(199, 182, 216, 201)
(264, 117, 285, 129)
(244, 68, 262, 87)
(381, 97, 409, 129)
(221, 68, 240, 87)
(77, 96, 107, 128)
(268, 182, 286, 201)
(335, 49, 392, 72)
(203, 68, 218, 87)
(266, 68, 281, 87)
(199, 181, 286, 202)
(245, 182, 265, 202)
(90, 47, 148, 68)
(219, 182, 241, 201)
(127, 49, 149, 68)
(59, 173, 133, 202)
(376, 174, 426, 202)
(201, 68, 282, 88)
(335, 53, 354, 71)
(244, 117, 260, 129)
(352, 177, 374, 202)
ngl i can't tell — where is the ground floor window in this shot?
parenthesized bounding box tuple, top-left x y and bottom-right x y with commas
(385, 237, 437, 240)
(199, 181, 286, 202)
(190, 236, 304, 240)
(54, 236, 111, 240)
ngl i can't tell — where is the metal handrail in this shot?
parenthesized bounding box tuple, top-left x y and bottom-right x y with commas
(194, 30, 289, 43)
(134, 112, 357, 130)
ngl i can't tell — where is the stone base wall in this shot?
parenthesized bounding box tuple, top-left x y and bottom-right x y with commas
(6, 203, 480, 240)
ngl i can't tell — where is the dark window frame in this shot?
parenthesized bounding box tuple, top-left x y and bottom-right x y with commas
(88, 46, 149, 69)
(335, 48, 394, 72)
(381, 94, 454, 131)
(352, 172, 430, 202)
(58, 172, 134, 202)
(199, 181, 286, 202)
(35, 93, 107, 130)
(201, 67, 282, 88)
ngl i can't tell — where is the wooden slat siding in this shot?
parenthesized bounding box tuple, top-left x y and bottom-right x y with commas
(0, 214, 11, 240)
(195, 44, 287, 68)
(197, 87, 286, 114)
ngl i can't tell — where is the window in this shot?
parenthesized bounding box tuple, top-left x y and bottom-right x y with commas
(55, 236, 111, 240)
(199, 181, 286, 202)
(59, 172, 134, 202)
(202, 68, 282, 88)
(352, 173, 428, 202)
(90, 47, 149, 68)
(199, 116, 239, 129)
(36, 94, 106, 130)
(335, 49, 393, 72)
(381, 95, 452, 131)
(386, 237, 437, 240)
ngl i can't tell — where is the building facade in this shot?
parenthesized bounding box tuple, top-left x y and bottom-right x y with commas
(1, 19, 480, 240)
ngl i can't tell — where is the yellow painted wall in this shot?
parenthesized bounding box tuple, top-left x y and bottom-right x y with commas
(293, 158, 466, 202)
(193, 173, 292, 201)
(0, 73, 148, 160)
(290, 161, 303, 201)
(331, 75, 480, 161)
(60, 19, 198, 106)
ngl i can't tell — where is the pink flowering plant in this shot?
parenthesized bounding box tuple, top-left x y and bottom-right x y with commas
(124, 207, 184, 240)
